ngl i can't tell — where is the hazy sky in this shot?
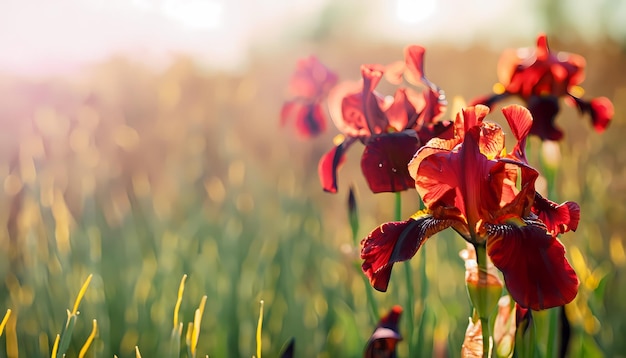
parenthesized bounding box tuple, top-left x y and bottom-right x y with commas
(0, 0, 620, 76)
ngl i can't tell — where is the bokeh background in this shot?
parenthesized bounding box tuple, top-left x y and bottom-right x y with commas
(1, 0, 625, 357)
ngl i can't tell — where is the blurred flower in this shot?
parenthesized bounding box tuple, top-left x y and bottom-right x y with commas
(361, 104, 580, 310)
(364, 305, 403, 358)
(470, 33, 614, 141)
(319, 45, 452, 193)
(281, 56, 338, 139)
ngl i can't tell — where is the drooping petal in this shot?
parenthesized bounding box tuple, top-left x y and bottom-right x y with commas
(361, 214, 452, 291)
(361, 131, 420, 193)
(318, 138, 355, 193)
(502, 104, 533, 163)
(588, 97, 614, 132)
(486, 220, 579, 310)
(280, 101, 327, 139)
(532, 193, 580, 236)
(567, 95, 614, 133)
(527, 95, 564, 141)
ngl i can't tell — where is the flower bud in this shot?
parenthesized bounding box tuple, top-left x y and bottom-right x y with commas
(461, 245, 503, 319)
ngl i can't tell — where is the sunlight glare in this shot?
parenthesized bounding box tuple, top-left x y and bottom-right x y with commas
(396, 0, 437, 24)
(161, 0, 224, 30)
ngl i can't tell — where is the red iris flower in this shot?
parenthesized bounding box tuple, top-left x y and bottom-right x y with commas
(361, 104, 580, 310)
(318, 45, 452, 193)
(470, 33, 614, 141)
(364, 305, 403, 358)
(281, 56, 338, 139)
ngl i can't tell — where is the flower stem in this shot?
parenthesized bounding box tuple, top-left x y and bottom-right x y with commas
(475, 244, 491, 358)
(539, 141, 561, 358)
(347, 187, 379, 325)
(396, 192, 416, 356)
(350, 220, 379, 326)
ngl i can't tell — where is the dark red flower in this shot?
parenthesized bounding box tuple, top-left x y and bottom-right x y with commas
(281, 56, 338, 139)
(361, 104, 580, 310)
(319, 45, 451, 193)
(470, 33, 614, 141)
(364, 305, 403, 358)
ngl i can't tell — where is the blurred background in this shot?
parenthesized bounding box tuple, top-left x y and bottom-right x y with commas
(1, 0, 625, 356)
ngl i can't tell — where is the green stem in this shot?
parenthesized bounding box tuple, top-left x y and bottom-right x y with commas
(475, 244, 491, 358)
(349, 215, 379, 326)
(347, 187, 379, 325)
(539, 142, 560, 358)
(361, 274, 379, 325)
(396, 192, 416, 356)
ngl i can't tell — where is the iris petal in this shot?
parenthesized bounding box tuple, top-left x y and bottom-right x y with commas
(527, 96, 564, 141)
(413, 149, 460, 209)
(532, 193, 580, 236)
(361, 214, 452, 291)
(502, 105, 533, 162)
(568, 95, 614, 133)
(318, 138, 355, 193)
(487, 220, 579, 310)
(361, 132, 420, 193)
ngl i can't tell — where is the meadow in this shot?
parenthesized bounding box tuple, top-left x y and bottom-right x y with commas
(0, 34, 625, 357)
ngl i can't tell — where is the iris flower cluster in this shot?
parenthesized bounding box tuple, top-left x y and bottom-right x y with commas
(282, 33, 614, 355)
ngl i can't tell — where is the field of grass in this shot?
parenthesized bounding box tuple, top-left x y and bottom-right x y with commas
(0, 35, 625, 357)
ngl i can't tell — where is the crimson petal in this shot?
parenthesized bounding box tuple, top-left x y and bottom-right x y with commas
(318, 138, 355, 193)
(568, 95, 614, 133)
(502, 105, 533, 163)
(361, 132, 420, 193)
(527, 95, 564, 141)
(532, 193, 580, 236)
(361, 215, 451, 291)
(487, 221, 579, 310)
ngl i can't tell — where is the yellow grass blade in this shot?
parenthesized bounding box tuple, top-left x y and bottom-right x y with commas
(173, 274, 188, 330)
(0, 309, 11, 337)
(78, 319, 98, 358)
(72, 274, 93, 315)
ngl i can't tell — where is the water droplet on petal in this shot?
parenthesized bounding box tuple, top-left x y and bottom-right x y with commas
(378, 163, 383, 168)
